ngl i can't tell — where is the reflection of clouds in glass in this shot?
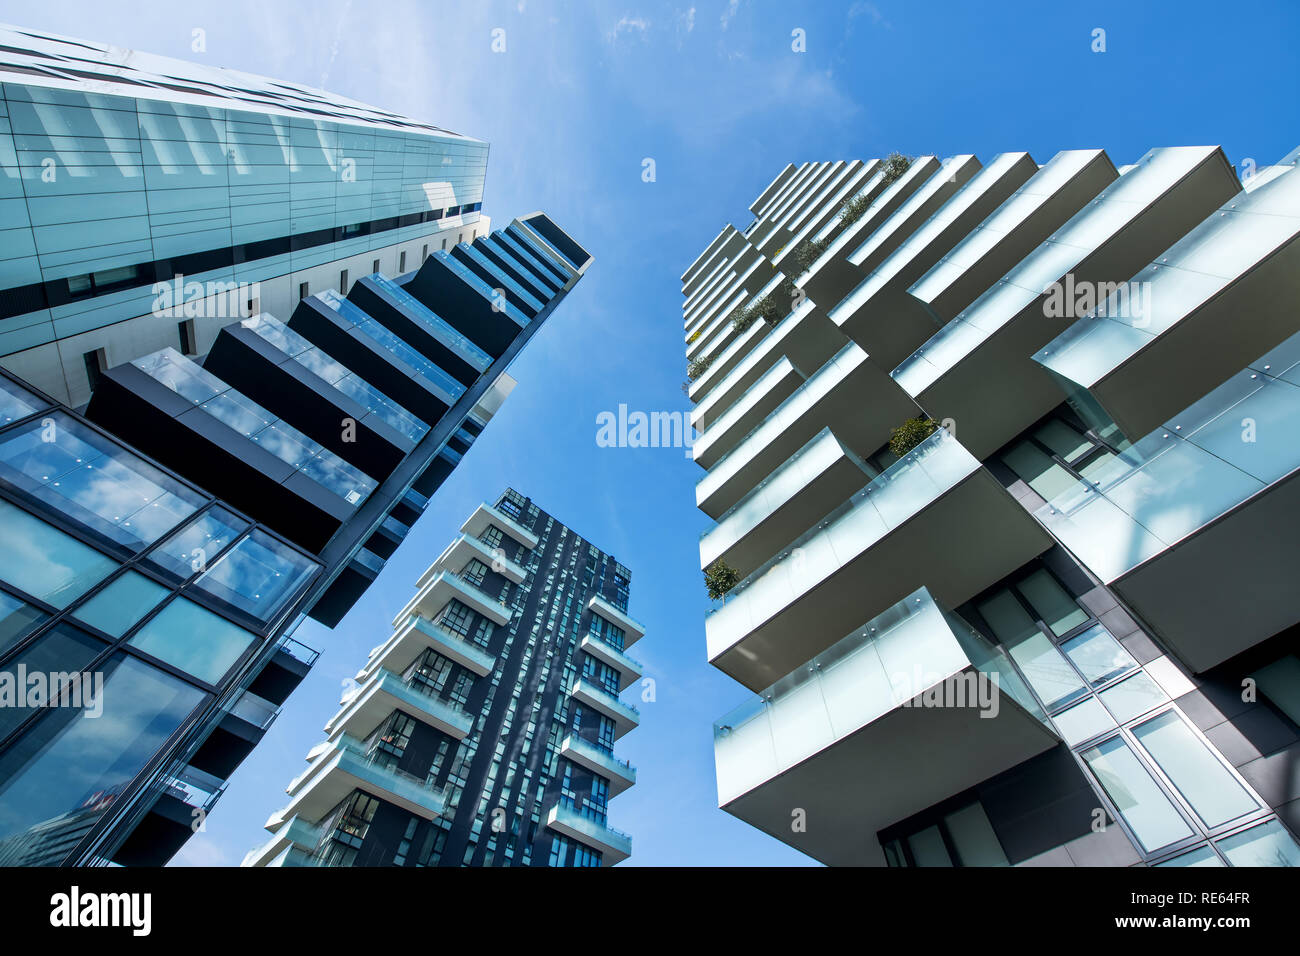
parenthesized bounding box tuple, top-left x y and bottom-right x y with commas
(0, 655, 203, 845)
(146, 506, 248, 581)
(128, 598, 257, 684)
(0, 499, 117, 607)
(192, 528, 317, 621)
(0, 413, 201, 550)
(0, 377, 44, 425)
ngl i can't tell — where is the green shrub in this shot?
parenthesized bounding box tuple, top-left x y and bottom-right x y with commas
(687, 356, 712, 381)
(792, 238, 830, 275)
(888, 416, 939, 457)
(704, 560, 742, 602)
(878, 151, 913, 188)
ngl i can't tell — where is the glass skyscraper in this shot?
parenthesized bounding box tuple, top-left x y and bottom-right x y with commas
(0, 24, 592, 867)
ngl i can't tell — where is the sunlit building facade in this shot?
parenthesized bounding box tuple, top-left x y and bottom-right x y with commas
(685, 150, 1300, 867)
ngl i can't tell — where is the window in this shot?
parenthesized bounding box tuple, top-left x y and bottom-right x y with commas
(0, 654, 204, 864)
(883, 800, 1009, 867)
(127, 597, 258, 685)
(177, 319, 197, 356)
(144, 506, 248, 583)
(441, 239, 447, 251)
(1131, 710, 1259, 830)
(71, 571, 168, 638)
(0, 591, 47, 658)
(298, 281, 309, 300)
(1000, 411, 1123, 500)
(1080, 736, 1194, 853)
(438, 599, 473, 636)
(0, 622, 103, 741)
(399, 251, 407, 272)
(82, 348, 106, 392)
(0, 499, 117, 608)
(340, 269, 349, 294)
(462, 558, 489, 587)
(422, 244, 429, 261)
(498, 490, 526, 520)
(189, 527, 318, 622)
(0, 412, 204, 551)
(479, 525, 504, 551)
(372, 259, 380, 274)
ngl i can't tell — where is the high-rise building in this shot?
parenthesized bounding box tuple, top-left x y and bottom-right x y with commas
(0, 25, 592, 867)
(0, 22, 488, 408)
(244, 490, 643, 867)
(686, 150, 1300, 867)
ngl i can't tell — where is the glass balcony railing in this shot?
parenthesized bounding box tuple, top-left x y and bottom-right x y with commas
(434, 251, 529, 328)
(713, 587, 1047, 806)
(1036, 330, 1300, 582)
(229, 690, 279, 729)
(274, 633, 321, 667)
(159, 767, 227, 813)
(706, 427, 975, 618)
(562, 734, 637, 780)
(572, 677, 640, 720)
(368, 274, 493, 372)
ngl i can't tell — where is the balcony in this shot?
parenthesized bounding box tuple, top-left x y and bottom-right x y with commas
(692, 357, 805, 469)
(1035, 329, 1300, 673)
(828, 151, 1038, 370)
(799, 156, 942, 309)
(559, 735, 637, 796)
(587, 594, 646, 648)
(706, 428, 1052, 691)
(281, 734, 447, 824)
(325, 668, 475, 741)
(397, 569, 511, 628)
(243, 814, 323, 868)
(1033, 144, 1300, 442)
(892, 145, 1240, 459)
(714, 587, 1057, 866)
(907, 148, 1117, 323)
(773, 160, 879, 264)
(545, 798, 632, 865)
(699, 427, 876, 578)
(361, 614, 496, 682)
(579, 635, 643, 689)
(569, 678, 639, 738)
(425, 532, 528, 584)
(695, 343, 917, 520)
(459, 502, 539, 550)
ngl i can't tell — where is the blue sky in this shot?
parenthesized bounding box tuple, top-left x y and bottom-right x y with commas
(2, 0, 1297, 866)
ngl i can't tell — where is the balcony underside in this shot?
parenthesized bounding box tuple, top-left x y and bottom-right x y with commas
(721, 672, 1059, 866)
(709, 469, 1053, 691)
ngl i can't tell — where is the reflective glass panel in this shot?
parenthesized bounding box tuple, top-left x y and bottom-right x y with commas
(0, 622, 103, 741)
(0, 412, 203, 550)
(127, 597, 258, 685)
(1132, 711, 1259, 829)
(191, 528, 317, 622)
(1082, 736, 1194, 852)
(0, 377, 45, 426)
(0, 499, 117, 609)
(1017, 569, 1089, 636)
(71, 571, 169, 638)
(1216, 821, 1300, 867)
(143, 506, 248, 581)
(0, 654, 204, 865)
(1062, 623, 1137, 687)
(0, 591, 48, 657)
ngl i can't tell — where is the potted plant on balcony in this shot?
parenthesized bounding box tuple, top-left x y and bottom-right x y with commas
(888, 416, 939, 457)
(704, 559, 742, 603)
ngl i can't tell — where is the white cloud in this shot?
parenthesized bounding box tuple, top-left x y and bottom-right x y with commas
(606, 15, 650, 43)
(848, 1, 891, 29)
(720, 0, 740, 30)
(683, 7, 696, 32)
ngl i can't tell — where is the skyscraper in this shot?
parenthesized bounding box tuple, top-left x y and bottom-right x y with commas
(686, 150, 1300, 867)
(245, 490, 643, 867)
(0, 24, 591, 866)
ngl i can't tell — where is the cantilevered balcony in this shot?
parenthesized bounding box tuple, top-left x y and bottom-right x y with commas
(545, 798, 632, 866)
(426, 532, 528, 584)
(907, 148, 1117, 323)
(361, 614, 496, 682)
(829, 151, 1038, 370)
(579, 635, 643, 689)
(559, 735, 637, 795)
(460, 502, 539, 550)
(1036, 330, 1300, 673)
(776, 159, 880, 261)
(699, 427, 876, 578)
(891, 145, 1241, 458)
(695, 343, 917, 520)
(714, 587, 1057, 866)
(281, 734, 447, 823)
(325, 668, 475, 741)
(397, 569, 512, 628)
(1033, 144, 1300, 442)
(692, 356, 805, 469)
(799, 156, 942, 308)
(242, 814, 323, 868)
(569, 678, 640, 738)
(587, 594, 646, 648)
(706, 429, 1052, 690)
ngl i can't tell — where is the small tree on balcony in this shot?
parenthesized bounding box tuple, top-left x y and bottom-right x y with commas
(888, 416, 939, 457)
(792, 238, 830, 276)
(687, 356, 712, 381)
(878, 151, 913, 188)
(704, 559, 742, 603)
